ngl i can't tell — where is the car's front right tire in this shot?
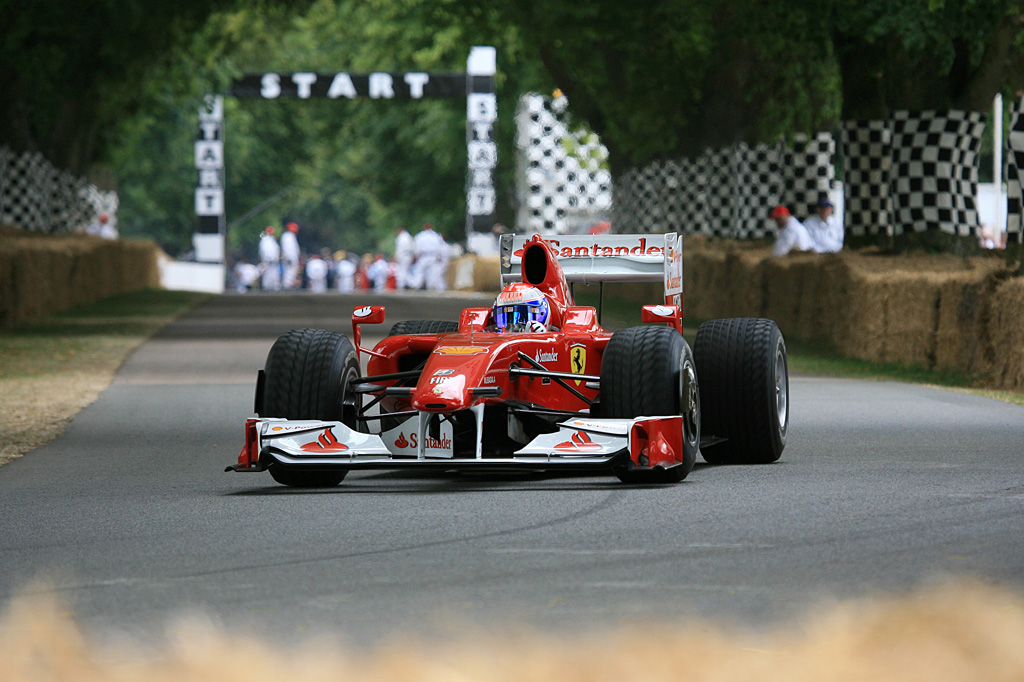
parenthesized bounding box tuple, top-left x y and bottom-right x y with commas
(601, 326, 700, 483)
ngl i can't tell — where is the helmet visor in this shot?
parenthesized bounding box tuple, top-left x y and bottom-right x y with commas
(495, 304, 541, 330)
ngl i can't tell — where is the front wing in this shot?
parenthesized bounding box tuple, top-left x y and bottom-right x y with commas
(227, 415, 686, 475)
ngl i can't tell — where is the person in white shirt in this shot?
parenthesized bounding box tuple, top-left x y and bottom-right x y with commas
(769, 205, 815, 257)
(86, 213, 118, 239)
(258, 226, 281, 291)
(305, 254, 329, 293)
(803, 197, 844, 253)
(280, 222, 301, 290)
(367, 254, 390, 290)
(394, 227, 414, 289)
(232, 258, 260, 293)
(413, 223, 450, 291)
(334, 251, 356, 292)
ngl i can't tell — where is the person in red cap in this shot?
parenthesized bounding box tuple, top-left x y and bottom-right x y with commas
(86, 213, 118, 239)
(280, 221, 301, 289)
(770, 205, 814, 257)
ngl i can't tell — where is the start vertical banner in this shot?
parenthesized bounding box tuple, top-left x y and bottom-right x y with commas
(194, 95, 225, 262)
(466, 47, 497, 236)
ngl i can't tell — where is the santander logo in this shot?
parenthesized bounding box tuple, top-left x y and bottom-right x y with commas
(393, 432, 451, 450)
(513, 238, 664, 259)
(554, 430, 603, 452)
(299, 427, 348, 452)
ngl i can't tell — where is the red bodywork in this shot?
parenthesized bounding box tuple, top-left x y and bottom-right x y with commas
(234, 234, 690, 475)
(362, 235, 611, 416)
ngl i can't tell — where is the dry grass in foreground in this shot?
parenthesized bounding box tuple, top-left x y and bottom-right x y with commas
(2, 579, 1023, 682)
(0, 290, 207, 466)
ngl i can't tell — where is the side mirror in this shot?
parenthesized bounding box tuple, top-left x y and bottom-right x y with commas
(352, 306, 386, 359)
(352, 305, 386, 326)
(641, 304, 682, 333)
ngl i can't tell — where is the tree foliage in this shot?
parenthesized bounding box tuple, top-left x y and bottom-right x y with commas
(7, 0, 1024, 258)
(831, 0, 1024, 119)
(0, 0, 242, 176)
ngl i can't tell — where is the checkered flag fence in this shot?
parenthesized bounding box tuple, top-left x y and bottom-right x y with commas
(843, 111, 987, 239)
(841, 120, 893, 237)
(891, 110, 986, 237)
(1005, 96, 1024, 244)
(0, 145, 116, 234)
(515, 94, 612, 233)
(611, 133, 832, 237)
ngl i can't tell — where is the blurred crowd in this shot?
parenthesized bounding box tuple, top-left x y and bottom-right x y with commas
(230, 222, 454, 294)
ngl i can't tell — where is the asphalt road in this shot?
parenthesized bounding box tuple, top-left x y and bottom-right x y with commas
(2, 292, 1023, 646)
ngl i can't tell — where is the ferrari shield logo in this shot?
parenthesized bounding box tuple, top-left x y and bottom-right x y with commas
(570, 343, 587, 385)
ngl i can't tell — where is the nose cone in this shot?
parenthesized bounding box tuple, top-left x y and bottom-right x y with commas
(412, 373, 469, 412)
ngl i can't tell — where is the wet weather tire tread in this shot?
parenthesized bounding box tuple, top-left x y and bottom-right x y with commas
(261, 328, 360, 487)
(387, 320, 459, 336)
(602, 326, 698, 483)
(694, 318, 787, 464)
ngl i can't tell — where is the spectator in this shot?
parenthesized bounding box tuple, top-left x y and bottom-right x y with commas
(280, 222, 301, 290)
(414, 223, 450, 291)
(232, 257, 259, 293)
(394, 227, 414, 289)
(334, 250, 356, 293)
(367, 254, 389, 290)
(305, 254, 330, 293)
(258, 226, 281, 291)
(86, 213, 118, 240)
(803, 197, 844, 253)
(769, 205, 815, 257)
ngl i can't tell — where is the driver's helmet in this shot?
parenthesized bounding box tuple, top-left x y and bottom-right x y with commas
(493, 283, 550, 332)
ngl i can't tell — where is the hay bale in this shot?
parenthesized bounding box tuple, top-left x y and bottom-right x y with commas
(0, 226, 161, 329)
(988, 278, 1024, 391)
(934, 275, 993, 376)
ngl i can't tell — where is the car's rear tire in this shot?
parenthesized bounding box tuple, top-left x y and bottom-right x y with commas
(601, 326, 699, 483)
(694, 318, 788, 464)
(260, 328, 360, 487)
(387, 320, 459, 336)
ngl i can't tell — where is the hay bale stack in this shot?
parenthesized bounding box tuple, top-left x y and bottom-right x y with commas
(988, 278, 1024, 391)
(0, 225, 161, 329)
(682, 248, 728, 320)
(934, 274, 995, 377)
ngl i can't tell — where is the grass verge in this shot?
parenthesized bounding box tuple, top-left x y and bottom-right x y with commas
(0, 289, 209, 466)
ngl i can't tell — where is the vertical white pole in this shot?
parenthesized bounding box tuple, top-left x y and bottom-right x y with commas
(995, 93, 1003, 188)
(994, 93, 1005, 236)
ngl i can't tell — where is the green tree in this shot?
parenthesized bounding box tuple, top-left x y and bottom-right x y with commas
(831, 0, 1024, 119)
(452, 0, 840, 171)
(0, 0, 240, 176)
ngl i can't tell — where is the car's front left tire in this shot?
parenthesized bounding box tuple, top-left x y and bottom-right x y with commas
(260, 328, 360, 487)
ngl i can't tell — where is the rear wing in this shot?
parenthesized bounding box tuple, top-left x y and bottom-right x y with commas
(500, 233, 683, 306)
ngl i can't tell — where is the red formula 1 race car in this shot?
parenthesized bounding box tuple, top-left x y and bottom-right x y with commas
(227, 233, 788, 487)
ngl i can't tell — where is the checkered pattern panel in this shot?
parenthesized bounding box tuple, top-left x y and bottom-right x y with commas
(672, 157, 708, 235)
(890, 110, 986, 237)
(610, 136, 830, 238)
(731, 142, 781, 240)
(515, 94, 612, 233)
(841, 120, 893, 237)
(781, 132, 835, 216)
(0, 145, 115, 234)
(703, 147, 734, 237)
(1005, 97, 1024, 243)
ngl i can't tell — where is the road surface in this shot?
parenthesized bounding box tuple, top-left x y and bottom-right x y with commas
(1, 292, 1022, 645)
